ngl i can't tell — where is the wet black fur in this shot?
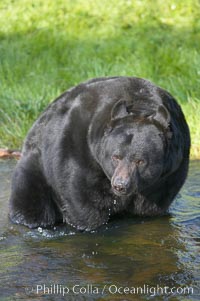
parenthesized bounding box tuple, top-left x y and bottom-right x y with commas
(9, 77, 190, 231)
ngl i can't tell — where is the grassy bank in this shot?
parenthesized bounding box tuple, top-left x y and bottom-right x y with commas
(0, 0, 200, 158)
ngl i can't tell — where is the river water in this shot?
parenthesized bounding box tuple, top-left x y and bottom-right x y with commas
(0, 160, 199, 301)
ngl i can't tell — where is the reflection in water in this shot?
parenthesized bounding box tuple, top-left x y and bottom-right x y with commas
(0, 160, 199, 301)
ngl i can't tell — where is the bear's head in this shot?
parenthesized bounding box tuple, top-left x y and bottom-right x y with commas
(96, 99, 173, 197)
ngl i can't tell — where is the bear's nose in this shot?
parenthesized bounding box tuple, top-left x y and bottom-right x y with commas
(113, 177, 129, 193)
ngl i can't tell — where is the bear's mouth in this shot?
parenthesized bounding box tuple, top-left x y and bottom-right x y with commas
(112, 186, 132, 197)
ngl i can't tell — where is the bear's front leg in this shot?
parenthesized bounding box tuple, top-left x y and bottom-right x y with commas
(9, 155, 62, 228)
(60, 200, 110, 231)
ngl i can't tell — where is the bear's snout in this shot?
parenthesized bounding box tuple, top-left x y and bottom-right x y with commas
(111, 160, 135, 196)
(112, 176, 130, 195)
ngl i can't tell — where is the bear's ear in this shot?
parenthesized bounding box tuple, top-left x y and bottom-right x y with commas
(153, 105, 173, 139)
(111, 99, 129, 120)
(153, 105, 170, 129)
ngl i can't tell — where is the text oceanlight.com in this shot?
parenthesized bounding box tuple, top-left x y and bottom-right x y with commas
(27, 283, 196, 297)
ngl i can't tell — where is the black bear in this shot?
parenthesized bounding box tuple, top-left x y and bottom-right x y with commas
(9, 77, 190, 231)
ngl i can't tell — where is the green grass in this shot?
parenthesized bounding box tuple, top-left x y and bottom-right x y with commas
(0, 0, 200, 158)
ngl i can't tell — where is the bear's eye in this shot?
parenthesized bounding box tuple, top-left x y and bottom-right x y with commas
(112, 155, 122, 162)
(135, 159, 144, 166)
